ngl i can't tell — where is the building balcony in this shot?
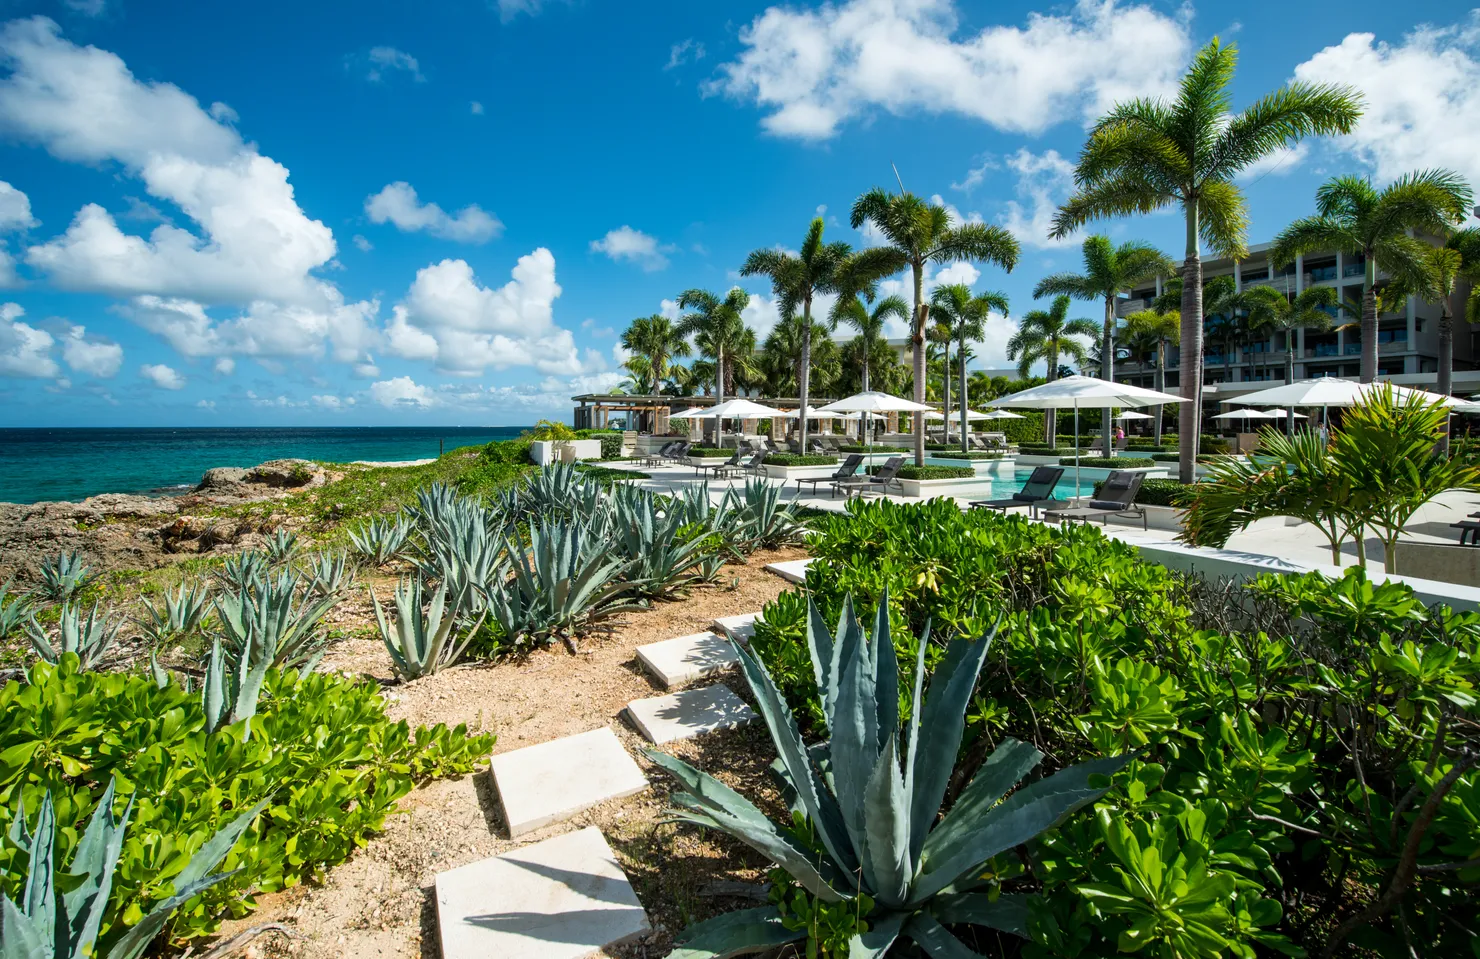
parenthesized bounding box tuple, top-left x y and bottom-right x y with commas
(1379, 339, 1409, 354)
(1115, 297, 1149, 317)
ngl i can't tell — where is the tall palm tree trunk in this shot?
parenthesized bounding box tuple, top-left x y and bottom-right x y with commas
(942, 349, 951, 450)
(799, 298, 813, 454)
(911, 265, 927, 467)
(861, 337, 871, 394)
(959, 339, 969, 454)
(1360, 259, 1378, 383)
(1439, 306, 1454, 455)
(1285, 347, 1297, 434)
(1153, 341, 1166, 445)
(1179, 211, 1204, 484)
(1046, 344, 1059, 447)
(1101, 294, 1115, 455)
(713, 347, 725, 446)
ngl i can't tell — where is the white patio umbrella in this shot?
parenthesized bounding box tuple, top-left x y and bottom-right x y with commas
(1211, 409, 1274, 421)
(1114, 411, 1154, 421)
(978, 409, 1024, 420)
(688, 398, 785, 446)
(1228, 377, 1458, 434)
(667, 407, 705, 419)
(986, 374, 1186, 491)
(817, 391, 934, 458)
(1263, 408, 1307, 419)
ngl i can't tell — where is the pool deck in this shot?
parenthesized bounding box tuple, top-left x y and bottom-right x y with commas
(616, 459, 1480, 583)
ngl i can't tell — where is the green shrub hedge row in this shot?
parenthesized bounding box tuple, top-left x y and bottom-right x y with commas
(766, 453, 837, 467)
(928, 450, 1006, 460)
(1058, 456, 1155, 468)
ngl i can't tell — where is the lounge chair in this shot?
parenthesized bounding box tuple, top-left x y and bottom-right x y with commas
(641, 441, 678, 467)
(660, 441, 692, 464)
(698, 448, 744, 476)
(1451, 520, 1480, 546)
(795, 454, 865, 497)
(969, 466, 1065, 515)
(839, 456, 905, 498)
(1042, 471, 1148, 530)
(716, 451, 765, 480)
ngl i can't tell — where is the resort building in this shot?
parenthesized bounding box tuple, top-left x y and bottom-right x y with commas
(1112, 238, 1475, 401)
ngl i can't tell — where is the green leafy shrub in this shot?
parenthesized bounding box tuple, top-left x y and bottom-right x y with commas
(0, 655, 493, 946)
(928, 450, 1006, 460)
(1091, 477, 1188, 507)
(839, 444, 909, 453)
(746, 500, 1480, 957)
(1018, 446, 1075, 456)
(575, 429, 624, 459)
(894, 464, 975, 480)
(1057, 456, 1155, 468)
(766, 454, 837, 467)
(687, 447, 730, 458)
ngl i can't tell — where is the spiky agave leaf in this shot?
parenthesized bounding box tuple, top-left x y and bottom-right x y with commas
(652, 591, 1132, 959)
(33, 551, 95, 604)
(28, 602, 122, 670)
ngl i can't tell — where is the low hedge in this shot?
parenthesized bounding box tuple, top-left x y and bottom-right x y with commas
(868, 464, 975, 481)
(687, 447, 730, 458)
(1151, 453, 1239, 464)
(840, 444, 909, 453)
(766, 453, 837, 467)
(1091, 476, 1189, 507)
(1019, 447, 1075, 457)
(1059, 456, 1156, 468)
(929, 450, 1006, 460)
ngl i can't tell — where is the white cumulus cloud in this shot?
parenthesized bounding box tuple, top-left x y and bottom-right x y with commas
(0, 302, 58, 377)
(139, 362, 184, 389)
(998, 148, 1081, 250)
(0, 181, 36, 231)
(361, 46, 424, 83)
(61, 324, 122, 377)
(710, 0, 1191, 139)
(1293, 13, 1480, 187)
(590, 226, 670, 271)
(370, 375, 435, 408)
(387, 248, 600, 377)
(364, 182, 502, 244)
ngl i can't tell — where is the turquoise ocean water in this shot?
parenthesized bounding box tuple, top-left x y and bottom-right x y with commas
(0, 427, 527, 505)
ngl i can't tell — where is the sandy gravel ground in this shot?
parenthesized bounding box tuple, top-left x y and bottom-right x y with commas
(221, 546, 808, 959)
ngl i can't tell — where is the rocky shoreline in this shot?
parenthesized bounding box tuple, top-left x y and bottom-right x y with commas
(0, 458, 337, 581)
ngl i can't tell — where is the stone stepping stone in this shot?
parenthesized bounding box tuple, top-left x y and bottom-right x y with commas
(764, 558, 812, 583)
(491, 727, 649, 837)
(712, 612, 761, 645)
(435, 826, 650, 959)
(626, 685, 757, 744)
(635, 631, 737, 688)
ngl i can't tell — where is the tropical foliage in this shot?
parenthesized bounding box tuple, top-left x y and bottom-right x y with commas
(1007, 295, 1097, 444)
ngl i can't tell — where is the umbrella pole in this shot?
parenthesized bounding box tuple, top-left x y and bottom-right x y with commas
(1074, 402, 1081, 499)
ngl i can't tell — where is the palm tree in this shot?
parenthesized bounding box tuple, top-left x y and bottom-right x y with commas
(1051, 38, 1362, 482)
(1123, 306, 1181, 444)
(621, 314, 691, 395)
(850, 190, 1020, 465)
(1449, 227, 1480, 326)
(676, 288, 751, 442)
(832, 294, 909, 393)
(1033, 236, 1172, 453)
(1383, 243, 1467, 453)
(1240, 285, 1338, 433)
(1270, 170, 1473, 384)
(1200, 276, 1243, 382)
(932, 284, 1008, 451)
(741, 219, 882, 452)
(1007, 295, 1097, 445)
(760, 314, 837, 399)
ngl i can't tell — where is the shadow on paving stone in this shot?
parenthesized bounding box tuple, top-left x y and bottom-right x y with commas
(471, 767, 507, 837)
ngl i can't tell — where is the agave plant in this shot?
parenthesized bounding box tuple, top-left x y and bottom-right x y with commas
(348, 513, 414, 565)
(33, 550, 96, 603)
(28, 602, 122, 670)
(262, 528, 300, 566)
(609, 491, 714, 598)
(135, 582, 211, 647)
(2, 779, 265, 959)
(416, 498, 506, 612)
(483, 520, 641, 647)
(215, 550, 270, 593)
(303, 549, 356, 600)
(213, 569, 339, 670)
(199, 637, 271, 736)
(407, 481, 462, 534)
(648, 592, 1131, 959)
(737, 477, 802, 549)
(517, 462, 608, 523)
(0, 580, 31, 641)
(373, 577, 485, 680)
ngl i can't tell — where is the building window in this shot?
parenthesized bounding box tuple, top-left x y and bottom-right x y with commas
(1343, 255, 1366, 278)
(1241, 268, 1269, 283)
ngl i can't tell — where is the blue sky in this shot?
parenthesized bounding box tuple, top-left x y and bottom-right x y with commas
(0, 0, 1475, 426)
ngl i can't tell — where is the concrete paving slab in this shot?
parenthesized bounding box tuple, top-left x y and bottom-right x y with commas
(491, 728, 649, 837)
(635, 631, 737, 688)
(764, 558, 812, 583)
(435, 826, 649, 959)
(626, 685, 757, 744)
(711, 612, 761, 644)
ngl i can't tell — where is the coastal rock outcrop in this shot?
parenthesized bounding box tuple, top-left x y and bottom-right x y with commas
(0, 458, 330, 582)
